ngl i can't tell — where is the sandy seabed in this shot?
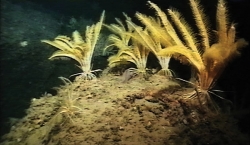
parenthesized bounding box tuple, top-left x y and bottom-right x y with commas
(1, 74, 249, 145)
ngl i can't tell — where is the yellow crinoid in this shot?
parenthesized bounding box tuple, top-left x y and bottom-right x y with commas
(57, 77, 84, 124)
(104, 13, 151, 80)
(144, 0, 248, 108)
(42, 11, 105, 80)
